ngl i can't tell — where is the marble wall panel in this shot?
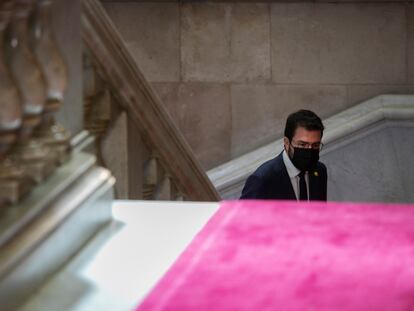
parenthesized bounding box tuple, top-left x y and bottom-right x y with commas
(231, 84, 347, 157)
(389, 125, 414, 202)
(103, 2, 180, 82)
(153, 83, 231, 170)
(181, 3, 270, 82)
(322, 125, 409, 203)
(347, 85, 414, 106)
(271, 3, 406, 84)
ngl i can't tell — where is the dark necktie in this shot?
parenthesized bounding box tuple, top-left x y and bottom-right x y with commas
(299, 171, 308, 201)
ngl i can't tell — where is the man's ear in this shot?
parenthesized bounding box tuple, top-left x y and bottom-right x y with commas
(283, 137, 289, 151)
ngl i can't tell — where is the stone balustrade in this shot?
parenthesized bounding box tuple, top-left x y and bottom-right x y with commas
(82, 0, 220, 202)
(0, 0, 70, 207)
(0, 2, 115, 309)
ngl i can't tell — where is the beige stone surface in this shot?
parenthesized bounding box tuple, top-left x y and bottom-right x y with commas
(347, 85, 414, 105)
(101, 1, 414, 169)
(151, 83, 181, 123)
(408, 4, 414, 83)
(101, 0, 409, 2)
(182, 3, 270, 82)
(103, 2, 180, 82)
(271, 3, 406, 84)
(153, 82, 231, 169)
(316, 0, 409, 2)
(231, 84, 347, 157)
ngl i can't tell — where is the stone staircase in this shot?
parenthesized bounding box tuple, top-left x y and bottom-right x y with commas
(208, 94, 414, 203)
(0, 0, 219, 309)
(2, 0, 414, 309)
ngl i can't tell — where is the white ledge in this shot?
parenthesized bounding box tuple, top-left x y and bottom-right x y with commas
(208, 95, 414, 195)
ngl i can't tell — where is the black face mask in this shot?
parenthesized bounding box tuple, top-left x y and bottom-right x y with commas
(289, 146, 319, 172)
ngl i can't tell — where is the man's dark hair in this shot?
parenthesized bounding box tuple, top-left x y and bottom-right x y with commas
(284, 110, 324, 141)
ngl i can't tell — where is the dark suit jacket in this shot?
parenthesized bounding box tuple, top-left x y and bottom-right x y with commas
(240, 152, 327, 201)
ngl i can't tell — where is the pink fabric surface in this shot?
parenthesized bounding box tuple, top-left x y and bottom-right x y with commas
(136, 200, 414, 311)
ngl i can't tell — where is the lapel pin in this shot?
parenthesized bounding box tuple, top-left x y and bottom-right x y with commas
(314, 171, 319, 177)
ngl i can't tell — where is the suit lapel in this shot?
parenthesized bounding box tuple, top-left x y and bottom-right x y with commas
(281, 167, 297, 200)
(274, 153, 296, 200)
(308, 168, 320, 201)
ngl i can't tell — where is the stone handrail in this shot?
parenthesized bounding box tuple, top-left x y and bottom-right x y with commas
(208, 95, 414, 199)
(81, 0, 219, 201)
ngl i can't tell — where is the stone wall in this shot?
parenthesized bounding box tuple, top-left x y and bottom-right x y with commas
(102, 1, 414, 170)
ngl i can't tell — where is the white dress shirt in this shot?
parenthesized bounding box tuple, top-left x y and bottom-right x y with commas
(282, 150, 309, 201)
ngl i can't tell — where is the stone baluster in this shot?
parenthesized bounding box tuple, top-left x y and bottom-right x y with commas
(7, 0, 45, 137)
(0, 1, 21, 157)
(170, 179, 185, 201)
(0, 0, 32, 206)
(154, 174, 172, 201)
(83, 53, 113, 167)
(30, 0, 70, 164)
(143, 156, 158, 199)
(83, 52, 111, 136)
(5, 0, 55, 184)
(175, 192, 185, 201)
(83, 52, 103, 106)
(144, 155, 188, 201)
(84, 89, 112, 137)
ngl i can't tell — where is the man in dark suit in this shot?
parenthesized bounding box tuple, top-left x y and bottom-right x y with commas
(240, 110, 327, 201)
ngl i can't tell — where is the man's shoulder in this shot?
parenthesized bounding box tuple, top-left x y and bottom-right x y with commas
(251, 153, 285, 179)
(316, 161, 327, 172)
(314, 161, 328, 180)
